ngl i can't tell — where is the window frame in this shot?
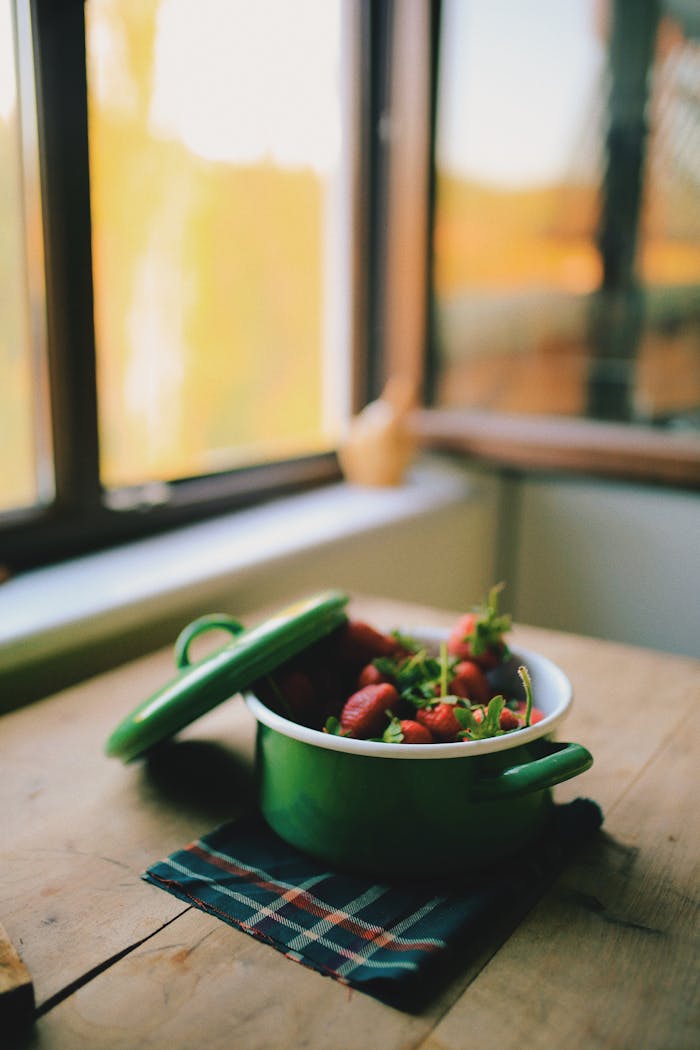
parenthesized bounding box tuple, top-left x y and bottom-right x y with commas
(2, 0, 386, 572)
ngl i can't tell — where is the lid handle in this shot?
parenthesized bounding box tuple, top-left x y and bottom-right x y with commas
(174, 614, 245, 669)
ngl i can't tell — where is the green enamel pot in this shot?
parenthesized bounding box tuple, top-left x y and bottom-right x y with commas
(106, 594, 592, 878)
(245, 628, 592, 878)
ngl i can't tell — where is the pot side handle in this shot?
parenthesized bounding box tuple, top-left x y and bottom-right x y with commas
(471, 740, 593, 802)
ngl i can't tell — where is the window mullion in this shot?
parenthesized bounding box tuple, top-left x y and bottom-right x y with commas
(31, 0, 102, 514)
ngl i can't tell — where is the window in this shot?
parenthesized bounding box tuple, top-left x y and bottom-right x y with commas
(3, 0, 696, 576)
(0, 0, 50, 515)
(430, 0, 700, 431)
(1, 0, 371, 571)
(86, 0, 353, 489)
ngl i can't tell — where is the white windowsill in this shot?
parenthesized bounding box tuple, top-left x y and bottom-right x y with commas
(0, 456, 485, 693)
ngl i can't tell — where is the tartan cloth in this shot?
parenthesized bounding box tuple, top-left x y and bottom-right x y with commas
(144, 798, 602, 1005)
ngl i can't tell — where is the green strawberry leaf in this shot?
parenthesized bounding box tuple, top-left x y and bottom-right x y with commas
(371, 656, 401, 682)
(324, 716, 348, 737)
(481, 694, 505, 735)
(382, 714, 404, 744)
(453, 706, 479, 731)
(389, 629, 420, 653)
(454, 696, 506, 739)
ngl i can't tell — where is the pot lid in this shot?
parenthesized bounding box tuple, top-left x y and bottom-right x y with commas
(105, 590, 349, 763)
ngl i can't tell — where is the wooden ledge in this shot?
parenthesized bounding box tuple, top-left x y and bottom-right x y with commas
(410, 408, 700, 489)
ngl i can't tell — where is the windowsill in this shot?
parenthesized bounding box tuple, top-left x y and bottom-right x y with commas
(0, 455, 481, 711)
(411, 408, 700, 489)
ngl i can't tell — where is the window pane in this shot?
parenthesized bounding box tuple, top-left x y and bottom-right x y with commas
(432, 0, 700, 427)
(0, 0, 40, 512)
(86, 0, 352, 489)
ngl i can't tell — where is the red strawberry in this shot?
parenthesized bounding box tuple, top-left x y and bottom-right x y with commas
(357, 662, 390, 688)
(335, 620, 400, 670)
(397, 720, 434, 745)
(515, 700, 545, 725)
(255, 668, 317, 725)
(275, 668, 317, 725)
(499, 707, 520, 731)
(416, 702, 462, 742)
(340, 682, 398, 738)
(447, 585, 511, 669)
(305, 663, 345, 715)
(450, 660, 491, 704)
(470, 704, 523, 732)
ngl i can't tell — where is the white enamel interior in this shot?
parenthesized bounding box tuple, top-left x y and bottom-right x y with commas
(244, 628, 573, 760)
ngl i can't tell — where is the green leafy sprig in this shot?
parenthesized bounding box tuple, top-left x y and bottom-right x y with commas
(464, 582, 512, 658)
(372, 646, 459, 707)
(454, 695, 506, 740)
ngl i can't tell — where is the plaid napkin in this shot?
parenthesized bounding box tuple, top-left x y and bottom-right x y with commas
(144, 799, 602, 1006)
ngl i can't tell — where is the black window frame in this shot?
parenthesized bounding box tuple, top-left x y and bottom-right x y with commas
(2, 0, 395, 573)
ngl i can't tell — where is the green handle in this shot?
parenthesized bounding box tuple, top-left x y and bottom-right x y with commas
(472, 740, 593, 801)
(174, 614, 245, 669)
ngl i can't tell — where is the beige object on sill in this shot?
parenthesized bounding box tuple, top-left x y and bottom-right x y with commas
(338, 377, 417, 486)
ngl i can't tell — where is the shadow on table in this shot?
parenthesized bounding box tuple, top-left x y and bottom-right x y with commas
(385, 824, 621, 1014)
(138, 738, 257, 825)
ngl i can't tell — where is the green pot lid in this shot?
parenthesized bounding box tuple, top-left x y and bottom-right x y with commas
(105, 590, 349, 763)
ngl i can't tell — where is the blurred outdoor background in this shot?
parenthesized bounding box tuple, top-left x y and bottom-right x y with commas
(432, 0, 700, 421)
(1, 0, 698, 513)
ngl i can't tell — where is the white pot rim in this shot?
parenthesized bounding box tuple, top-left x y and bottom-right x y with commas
(245, 633, 573, 760)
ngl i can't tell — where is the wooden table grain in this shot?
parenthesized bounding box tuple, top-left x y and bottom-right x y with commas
(2, 597, 698, 1049)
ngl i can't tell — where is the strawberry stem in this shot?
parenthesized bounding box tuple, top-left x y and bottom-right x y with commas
(518, 665, 533, 726)
(440, 642, 449, 699)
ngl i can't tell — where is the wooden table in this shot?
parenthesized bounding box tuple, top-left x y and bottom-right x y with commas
(2, 597, 698, 1049)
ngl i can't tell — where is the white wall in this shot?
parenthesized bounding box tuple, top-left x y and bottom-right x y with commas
(245, 463, 700, 661)
(211, 481, 501, 617)
(508, 474, 699, 658)
(3, 453, 696, 710)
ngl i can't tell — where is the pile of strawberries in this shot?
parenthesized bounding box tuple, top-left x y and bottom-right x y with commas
(253, 586, 544, 745)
